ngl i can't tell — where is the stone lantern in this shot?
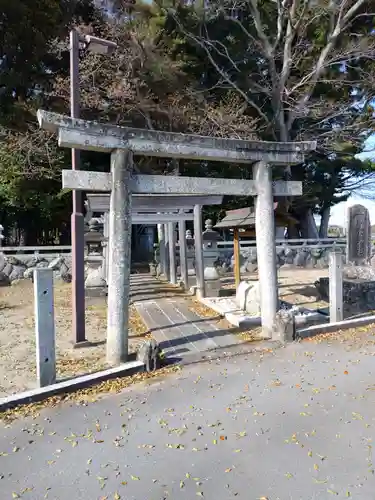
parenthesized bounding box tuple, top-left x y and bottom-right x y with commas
(202, 219, 222, 296)
(84, 217, 107, 296)
(84, 217, 104, 259)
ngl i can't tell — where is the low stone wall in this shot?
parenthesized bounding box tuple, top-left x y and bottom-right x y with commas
(316, 276, 375, 315)
(216, 245, 346, 273)
(0, 253, 72, 286)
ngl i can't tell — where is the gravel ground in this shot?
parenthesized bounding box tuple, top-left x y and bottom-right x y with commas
(0, 281, 149, 397)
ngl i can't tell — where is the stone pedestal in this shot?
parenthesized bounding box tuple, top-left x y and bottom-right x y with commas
(204, 278, 221, 298)
(85, 267, 107, 297)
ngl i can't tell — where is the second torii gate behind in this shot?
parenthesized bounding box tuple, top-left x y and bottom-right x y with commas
(86, 193, 224, 289)
(37, 109, 316, 364)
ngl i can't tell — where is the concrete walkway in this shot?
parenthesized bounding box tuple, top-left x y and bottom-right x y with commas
(131, 275, 240, 360)
(1, 335, 375, 499)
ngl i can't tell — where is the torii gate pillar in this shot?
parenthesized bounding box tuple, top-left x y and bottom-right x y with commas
(106, 150, 133, 364)
(253, 161, 278, 338)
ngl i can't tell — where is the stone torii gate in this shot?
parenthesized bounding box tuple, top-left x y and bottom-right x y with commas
(86, 193, 224, 290)
(37, 110, 316, 364)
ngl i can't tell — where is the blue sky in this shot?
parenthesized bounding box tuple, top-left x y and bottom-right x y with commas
(328, 136, 375, 228)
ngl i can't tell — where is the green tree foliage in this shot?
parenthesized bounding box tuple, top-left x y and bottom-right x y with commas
(0, 0, 97, 243)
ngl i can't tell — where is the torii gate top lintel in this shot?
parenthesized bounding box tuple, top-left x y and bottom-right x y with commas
(37, 110, 316, 165)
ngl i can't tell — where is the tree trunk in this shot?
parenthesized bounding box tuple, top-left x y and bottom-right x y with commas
(319, 206, 331, 239)
(299, 208, 319, 240)
(286, 222, 300, 239)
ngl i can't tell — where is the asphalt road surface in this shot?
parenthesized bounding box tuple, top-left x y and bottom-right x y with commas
(1, 335, 375, 499)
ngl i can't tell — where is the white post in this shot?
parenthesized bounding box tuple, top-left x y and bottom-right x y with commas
(103, 212, 109, 283)
(0, 224, 4, 247)
(178, 219, 188, 289)
(194, 205, 206, 298)
(329, 251, 343, 322)
(164, 223, 170, 281)
(168, 222, 177, 284)
(253, 161, 278, 339)
(34, 269, 56, 387)
(106, 150, 133, 365)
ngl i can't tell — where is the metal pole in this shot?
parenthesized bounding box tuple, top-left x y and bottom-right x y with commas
(106, 150, 133, 365)
(70, 29, 87, 346)
(253, 161, 278, 339)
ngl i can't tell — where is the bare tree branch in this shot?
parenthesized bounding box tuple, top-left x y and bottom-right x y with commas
(172, 14, 275, 136)
(286, 0, 368, 130)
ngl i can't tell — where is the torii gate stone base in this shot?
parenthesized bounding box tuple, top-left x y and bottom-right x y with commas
(37, 110, 316, 365)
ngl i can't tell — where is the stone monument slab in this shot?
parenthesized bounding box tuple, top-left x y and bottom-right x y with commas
(346, 204, 371, 265)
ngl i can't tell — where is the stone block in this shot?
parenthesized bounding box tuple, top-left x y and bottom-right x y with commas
(6, 255, 22, 266)
(36, 261, 49, 269)
(16, 255, 43, 267)
(48, 256, 65, 271)
(235, 280, 261, 315)
(24, 267, 36, 279)
(0, 253, 6, 273)
(60, 270, 72, 283)
(245, 261, 258, 273)
(272, 309, 295, 343)
(0, 271, 10, 286)
(9, 265, 27, 281)
(293, 249, 309, 267)
(343, 265, 375, 280)
(310, 248, 323, 259)
(284, 248, 296, 264)
(137, 339, 161, 372)
(205, 279, 221, 298)
(2, 263, 13, 276)
(85, 267, 107, 288)
(231, 252, 246, 269)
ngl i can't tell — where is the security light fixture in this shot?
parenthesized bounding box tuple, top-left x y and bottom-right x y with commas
(83, 35, 117, 55)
